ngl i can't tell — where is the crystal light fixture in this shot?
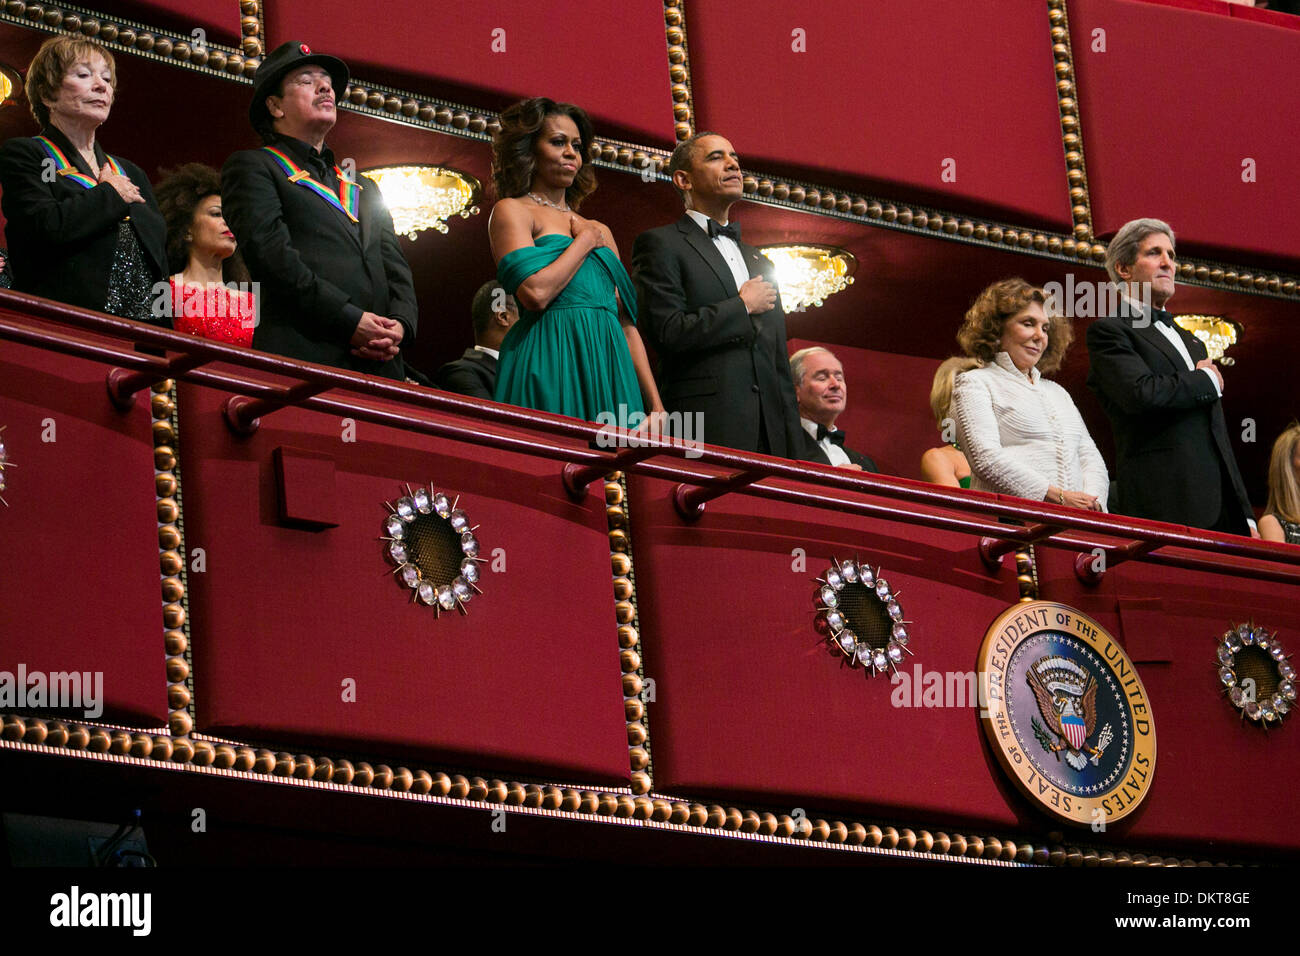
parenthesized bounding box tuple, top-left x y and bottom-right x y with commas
(1174, 314, 1242, 365)
(0, 64, 18, 105)
(759, 244, 855, 313)
(363, 165, 481, 239)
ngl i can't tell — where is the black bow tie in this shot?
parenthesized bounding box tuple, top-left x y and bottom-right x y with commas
(707, 219, 741, 242)
(816, 424, 845, 446)
(1151, 308, 1174, 327)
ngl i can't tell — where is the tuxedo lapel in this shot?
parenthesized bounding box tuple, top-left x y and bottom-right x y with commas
(358, 184, 374, 251)
(1128, 314, 1193, 372)
(1172, 322, 1207, 362)
(739, 241, 770, 280)
(676, 215, 739, 297)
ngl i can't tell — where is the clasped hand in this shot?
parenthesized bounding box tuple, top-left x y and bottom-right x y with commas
(350, 311, 403, 361)
(1048, 486, 1101, 511)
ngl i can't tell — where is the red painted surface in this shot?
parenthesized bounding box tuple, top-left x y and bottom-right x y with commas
(0, 339, 169, 725)
(1073, 0, 1300, 264)
(265, 0, 678, 145)
(628, 474, 1300, 852)
(87, 0, 244, 46)
(689, 0, 1073, 229)
(175, 383, 632, 784)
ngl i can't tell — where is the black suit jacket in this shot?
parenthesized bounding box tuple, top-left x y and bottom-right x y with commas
(0, 126, 166, 315)
(221, 135, 417, 380)
(799, 428, 879, 472)
(434, 347, 497, 400)
(1086, 304, 1252, 532)
(632, 214, 805, 457)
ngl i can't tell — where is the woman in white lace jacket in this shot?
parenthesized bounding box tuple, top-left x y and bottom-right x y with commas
(951, 278, 1109, 511)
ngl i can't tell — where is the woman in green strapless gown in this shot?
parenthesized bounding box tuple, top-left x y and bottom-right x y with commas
(488, 97, 663, 424)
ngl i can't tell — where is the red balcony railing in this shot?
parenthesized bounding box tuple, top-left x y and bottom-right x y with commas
(4, 288, 1298, 586)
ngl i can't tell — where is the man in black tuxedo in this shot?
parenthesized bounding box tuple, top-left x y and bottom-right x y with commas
(1086, 218, 1256, 536)
(433, 279, 518, 399)
(789, 347, 878, 471)
(222, 42, 417, 380)
(631, 132, 804, 457)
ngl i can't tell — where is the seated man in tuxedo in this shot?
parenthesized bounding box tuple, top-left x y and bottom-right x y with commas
(1086, 217, 1257, 536)
(790, 347, 878, 471)
(632, 131, 805, 458)
(433, 279, 518, 399)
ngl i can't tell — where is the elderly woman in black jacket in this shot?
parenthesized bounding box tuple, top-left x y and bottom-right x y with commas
(0, 35, 166, 320)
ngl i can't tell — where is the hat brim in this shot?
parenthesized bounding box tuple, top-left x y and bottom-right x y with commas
(248, 54, 350, 131)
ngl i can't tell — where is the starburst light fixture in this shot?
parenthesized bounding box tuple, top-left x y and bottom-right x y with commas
(816, 557, 913, 678)
(382, 484, 485, 615)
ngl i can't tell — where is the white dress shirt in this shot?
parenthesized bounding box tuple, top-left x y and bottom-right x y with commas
(951, 353, 1109, 509)
(685, 209, 749, 291)
(800, 417, 850, 466)
(473, 345, 500, 361)
(1123, 295, 1220, 396)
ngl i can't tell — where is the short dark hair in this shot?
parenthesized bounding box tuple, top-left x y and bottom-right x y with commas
(155, 163, 248, 281)
(470, 279, 514, 339)
(957, 277, 1074, 376)
(491, 97, 597, 210)
(667, 130, 720, 204)
(25, 36, 117, 128)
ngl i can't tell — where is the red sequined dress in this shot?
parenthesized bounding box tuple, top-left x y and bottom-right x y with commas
(170, 277, 256, 347)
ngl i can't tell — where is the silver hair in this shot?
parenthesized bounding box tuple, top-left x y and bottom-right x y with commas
(1105, 218, 1175, 284)
(789, 346, 834, 388)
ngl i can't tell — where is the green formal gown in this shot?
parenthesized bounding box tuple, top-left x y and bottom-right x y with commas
(494, 233, 644, 422)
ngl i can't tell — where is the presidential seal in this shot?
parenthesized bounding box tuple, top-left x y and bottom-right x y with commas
(977, 601, 1156, 827)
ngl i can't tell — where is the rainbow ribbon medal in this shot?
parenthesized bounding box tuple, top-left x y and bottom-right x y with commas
(262, 146, 360, 222)
(34, 135, 123, 189)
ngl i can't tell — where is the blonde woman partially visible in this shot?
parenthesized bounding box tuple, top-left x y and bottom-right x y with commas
(1259, 423, 1300, 544)
(920, 356, 979, 487)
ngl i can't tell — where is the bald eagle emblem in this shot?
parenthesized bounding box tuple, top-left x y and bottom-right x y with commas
(1027, 656, 1113, 771)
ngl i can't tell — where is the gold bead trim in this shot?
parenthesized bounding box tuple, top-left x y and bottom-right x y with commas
(1048, 0, 1093, 242)
(151, 381, 196, 738)
(663, 0, 695, 141)
(584, 135, 1300, 299)
(1016, 546, 1039, 602)
(0, 717, 1243, 866)
(0, 2, 263, 78)
(238, 0, 263, 60)
(5, 4, 1297, 298)
(605, 472, 652, 794)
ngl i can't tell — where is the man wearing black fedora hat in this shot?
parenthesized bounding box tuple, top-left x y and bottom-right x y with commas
(221, 41, 417, 379)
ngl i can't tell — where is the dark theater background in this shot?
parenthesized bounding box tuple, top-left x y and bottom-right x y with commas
(1, 0, 1298, 888)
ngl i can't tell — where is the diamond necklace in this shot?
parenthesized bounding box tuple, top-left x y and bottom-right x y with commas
(528, 192, 570, 212)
